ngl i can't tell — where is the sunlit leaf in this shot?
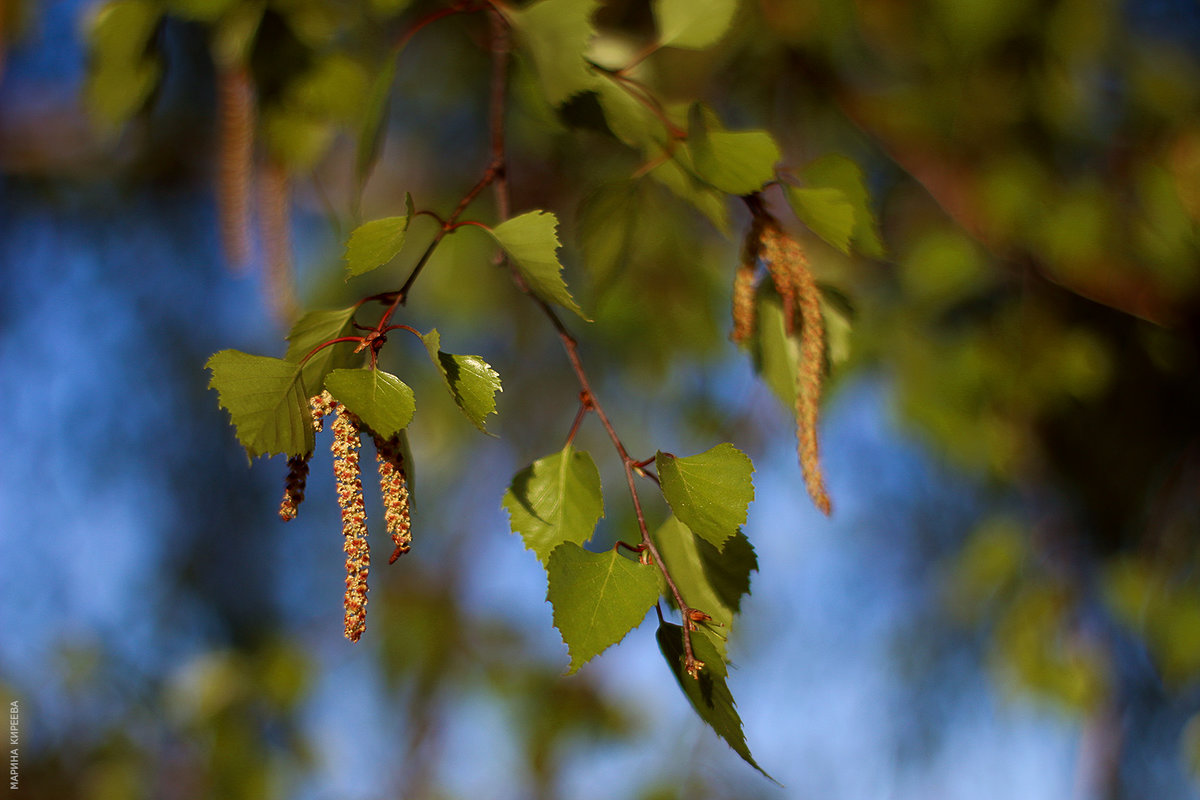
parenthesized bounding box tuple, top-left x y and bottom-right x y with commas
(489, 210, 588, 319)
(688, 104, 780, 195)
(421, 328, 502, 434)
(656, 444, 755, 549)
(796, 154, 885, 258)
(324, 368, 415, 439)
(654, 0, 739, 50)
(503, 444, 604, 564)
(284, 306, 362, 392)
(206, 350, 314, 458)
(503, 0, 601, 106)
(784, 186, 856, 254)
(656, 621, 772, 778)
(548, 543, 660, 673)
(345, 198, 413, 276)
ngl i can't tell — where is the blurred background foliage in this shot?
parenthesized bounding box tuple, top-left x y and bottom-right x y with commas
(2, 0, 1200, 797)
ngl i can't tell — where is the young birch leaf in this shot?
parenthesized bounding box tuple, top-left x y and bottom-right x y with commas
(656, 621, 773, 779)
(503, 0, 601, 106)
(654, 0, 739, 50)
(206, 350, 314, 459)
(784, 186, 856, 255)
(797, 154, 885, 258)
(356, 49, 401, 194)
(324, 368, 415, 439)
(654, 516, 757, 660)
(577, 181, 645, 297)
(421, 328, 502, 434)
(502, 444, 603, 565)
(650, 154, 730, 234)
(688, 104, 780, 196)
(548, 543, 660, 674)
(489, 211, 588, 319)
(656, 444, 754, 550)
(284, 306, 361, 392)
(345, 196, 413, 276)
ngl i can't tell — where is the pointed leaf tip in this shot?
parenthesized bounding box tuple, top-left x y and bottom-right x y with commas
(656, 444, 755, 549)
(489, 210, 589, 319)
(548, 544, 660, 673)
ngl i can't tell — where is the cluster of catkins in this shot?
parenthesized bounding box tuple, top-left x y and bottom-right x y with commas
(278, 391, 412, 641)
(731, 215, 832, 516)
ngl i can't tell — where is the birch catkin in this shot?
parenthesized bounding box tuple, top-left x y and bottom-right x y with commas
(760, 223, 832, 516)
(216, 66, 255, 271)
(332, 408, 370, 642)
(374, 435, 412, 564)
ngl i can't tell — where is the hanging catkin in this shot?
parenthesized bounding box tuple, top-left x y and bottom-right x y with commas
(374, 434, 412, 564)
(216, 65, 255, 271)
(759, 222, 832, 516)
(332, 408, 370, 642)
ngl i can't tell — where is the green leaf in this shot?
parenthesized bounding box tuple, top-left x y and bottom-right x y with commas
(289, 54, 370, 122)
(656, 444, 755, 550)
(323, 368, 415, 439)
(795, 154, 885, 258)
(488, 211, 588, 319)
(345, 199, 413, 276)
(284, 306, 362, 392)
(654, 0, 739, 49)
(503, 0, 601, 106)
(654, 516, 757, 660)
(421, 328, 502, 434)
(502, 444, 604, 565)
(356, 48, 401, 196)
(206, 350, 314, 458)
(649, 153, 730, 234)
(261, 107, 334, 171)
(548, 544, 661, 673)
(656, 621, 772, 779)
(688, 104, 780, 195)
(784, 186, 855, 254)
(576, 181, 646, 298)
(89, 0, 161, 65)
(595, 75, 668, 150)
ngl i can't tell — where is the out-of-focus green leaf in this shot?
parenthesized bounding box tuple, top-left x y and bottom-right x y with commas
(547, 543, 660, 673)
(356, 47, 401, 195)
(503, 0, 601, 106)
(261, 107, 334, 171)
(421, 328, 502, 434)
(503, 444, 604, 564)
(576, 180, 647, 300)
(688, 103, 780, 195)
(785, 186, 856, 254)
(207, 350, 314, 458)
(324, 368, 415, 439)
(654, 0, 739, 50)
(796, 154, 885, 258)
(650, 151, 730, 233)
(85, 0, 164, 126)
(210, 1, 263, 65)
(289, 53, 370, 121)
(656, 444, 754, 549)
